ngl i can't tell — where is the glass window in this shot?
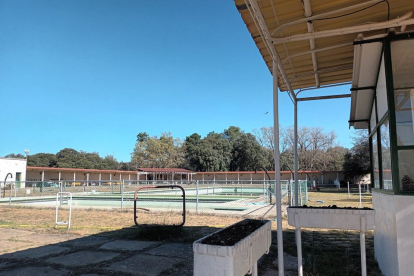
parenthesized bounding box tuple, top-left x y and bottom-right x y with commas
(394, 89, 414, 146)
(370, 99, 376, 132)
(372, 132, 380, 188)
(376, 55, 388, 120)
(391, 39, 414, 89)
(399, 150, 414, 191)
(380, 120, 392, 189)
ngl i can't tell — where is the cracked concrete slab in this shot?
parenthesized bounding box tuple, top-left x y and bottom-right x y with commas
(0, 245, 69, 259)
(146, 243, 193, 259)
(60, 236, 109, 247)
(46, 250, 120, 267)
(108, 254, 183, 276)
(0, 266, 68, 276)
(100, 240, 160, 251)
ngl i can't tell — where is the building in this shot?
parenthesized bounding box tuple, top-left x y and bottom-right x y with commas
(232, 0, 414, 274)
(0, 158, 27, 188)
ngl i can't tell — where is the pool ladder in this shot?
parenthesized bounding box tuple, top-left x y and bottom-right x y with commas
(55, 192, 72, 230)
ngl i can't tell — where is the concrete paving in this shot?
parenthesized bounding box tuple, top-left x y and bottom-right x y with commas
(0, 228, 194, 275)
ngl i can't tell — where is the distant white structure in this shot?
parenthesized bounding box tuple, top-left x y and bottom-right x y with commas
(0, 158, 27, 188)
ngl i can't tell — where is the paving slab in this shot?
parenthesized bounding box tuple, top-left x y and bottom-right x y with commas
(0, 245, 69, 259)
(108, 253, 184, 276)
(146, 243, 193, 259)
(100, 240, 160, 251)
(0, 266, 68, 276)
(60, 236, 109, 247)
(0, 260, 12, 269)
(46, 250, 120, 267)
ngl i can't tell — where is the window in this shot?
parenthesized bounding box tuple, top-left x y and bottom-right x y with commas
(372, 132, 380, 188)
(399, 150, 414, 191)
(380, 121, 392, 189)
(376, 55, 388, 120)
(370, 99, 376, 132)
(394, 89, 414, 145)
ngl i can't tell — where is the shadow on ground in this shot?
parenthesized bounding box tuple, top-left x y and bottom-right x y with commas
(0, 225, 222, 276)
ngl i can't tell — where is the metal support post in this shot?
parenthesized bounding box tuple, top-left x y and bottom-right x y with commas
(196, 180, 199, 214)
(273, 59, 284, 275)
(294, 101, 299, 206)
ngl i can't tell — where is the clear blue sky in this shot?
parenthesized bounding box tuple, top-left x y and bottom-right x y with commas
(0, 0, 357, 162)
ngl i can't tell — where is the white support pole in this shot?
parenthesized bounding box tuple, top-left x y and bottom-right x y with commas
(250, 173, 252, 185)
(295, 214, 303, 276)
(41, 171, 45, 182)
(73, 172, 76, 187)
(58, 172, 61, 183)
(360, 216, 367, 276)
(359, 184, 362, 207)
(273, 59, 284, 275)
(348, 181, 350, 199)
(99, 173, 101, 185)
(294, 101, 299, 206)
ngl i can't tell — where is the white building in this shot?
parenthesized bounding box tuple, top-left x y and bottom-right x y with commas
(0, 158, 27, 188)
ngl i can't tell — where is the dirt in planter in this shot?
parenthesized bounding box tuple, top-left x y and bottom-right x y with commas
(200, 219, 267, 246)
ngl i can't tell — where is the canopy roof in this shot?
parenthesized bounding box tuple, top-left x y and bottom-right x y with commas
(234, 0, 414, 93)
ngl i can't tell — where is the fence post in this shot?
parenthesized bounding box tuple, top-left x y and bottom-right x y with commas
(263, 181, 265, 202)
(121, 180, 124, 210)
(196, 180, 199, 214)
(60, 183, 63, 207)
(305, 181, 308, 203)
(241, 181, 243, 198)
(299, 181, 302, 206)
(9, 183, 13, 206)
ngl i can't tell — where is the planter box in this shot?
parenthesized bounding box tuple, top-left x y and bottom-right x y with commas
(287, 207, 375, 230)
(193, 219, 271, 276)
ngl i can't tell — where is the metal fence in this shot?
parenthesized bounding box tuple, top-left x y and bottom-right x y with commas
(0, 180, 307, 219)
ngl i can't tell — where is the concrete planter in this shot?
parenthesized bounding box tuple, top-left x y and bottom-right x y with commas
(193, 219, 271, 276)
(287, 207, 375, 230)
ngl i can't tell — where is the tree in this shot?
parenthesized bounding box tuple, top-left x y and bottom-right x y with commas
(131, 132, 184, 168)
(230, 133, 268, 171)
(56, 148, 81, 168)
(28, 153, 57, 167)
(343, 130, 371, 183)
(255, 125, 345, 172)
(4, 153, 25, 159)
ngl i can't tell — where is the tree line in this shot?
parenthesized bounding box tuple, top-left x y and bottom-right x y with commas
(3, 126, 370, 182)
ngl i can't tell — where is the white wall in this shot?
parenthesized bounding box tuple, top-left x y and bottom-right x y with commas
(373, 191, 414, 276)
(0, 158, 27, 188)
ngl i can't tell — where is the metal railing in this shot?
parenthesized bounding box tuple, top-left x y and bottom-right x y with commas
(0, 180, 307, 218)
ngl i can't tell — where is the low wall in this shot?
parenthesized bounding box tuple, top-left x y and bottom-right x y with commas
(373, 191, 414, 276)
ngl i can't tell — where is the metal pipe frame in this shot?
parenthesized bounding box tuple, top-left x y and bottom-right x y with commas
(272, 12, 414, 44)
(271, 0, 385, 37)
(133, 185, 186, 227)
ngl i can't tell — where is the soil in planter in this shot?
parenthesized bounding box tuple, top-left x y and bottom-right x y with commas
(200, 219, 267, 246)
(289, 205, 373, 210)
